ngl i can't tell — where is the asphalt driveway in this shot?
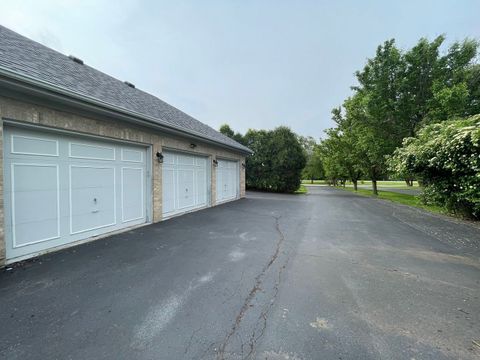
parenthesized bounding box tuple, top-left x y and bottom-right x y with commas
(1, 187, 479, 359)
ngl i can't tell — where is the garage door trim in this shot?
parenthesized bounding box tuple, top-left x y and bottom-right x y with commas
(4, 119, 153, 148)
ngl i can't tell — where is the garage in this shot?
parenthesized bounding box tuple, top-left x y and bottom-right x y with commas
(3, 126, 150, 261)
(216, 159, 239, 203)
(0, 25, 250, 265)
(162, 151, 209, 218)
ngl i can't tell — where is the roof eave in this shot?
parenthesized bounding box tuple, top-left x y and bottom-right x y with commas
(0, 66, 253, 155)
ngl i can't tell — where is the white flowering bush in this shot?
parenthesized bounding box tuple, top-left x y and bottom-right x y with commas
(389, 115, 480, 219)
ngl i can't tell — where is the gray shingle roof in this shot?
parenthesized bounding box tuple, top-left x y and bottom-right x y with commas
(0, 25, 250, 153)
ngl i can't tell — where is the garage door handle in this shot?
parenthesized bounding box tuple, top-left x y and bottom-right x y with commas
(92, 210, 99, 213)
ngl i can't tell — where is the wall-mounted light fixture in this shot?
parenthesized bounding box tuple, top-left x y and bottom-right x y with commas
(189, 143, 197, 149)
(156, 151, 164, 163)
(241, 163, 246, 169)
(213, 159, 218, 167)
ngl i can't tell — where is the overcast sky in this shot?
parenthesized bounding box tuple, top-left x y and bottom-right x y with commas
(1, 1, 479, 139)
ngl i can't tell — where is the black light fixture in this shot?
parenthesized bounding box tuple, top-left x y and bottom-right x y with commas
(156, 152, 164, 163)
(189, 143, 197, 149)
(241, 163, 246, 169)
(213, 159, 218, 167)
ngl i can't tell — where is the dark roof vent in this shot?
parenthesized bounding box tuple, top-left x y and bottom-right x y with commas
(124, 81, 135, 88)
(68, 55, 84, 65)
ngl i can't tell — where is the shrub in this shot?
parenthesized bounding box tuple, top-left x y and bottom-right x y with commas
(389, 115, 480, 218)
(244, 127, 306, 193)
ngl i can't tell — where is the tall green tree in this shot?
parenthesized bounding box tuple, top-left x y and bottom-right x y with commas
(244, 127, 306, 192)
(353, 40, 404, 194)
(219, 123, 235, 138)
(466, 64, 480, 115)
(326, 37, 480, 194)
(298, 136, 324, 182)
(219, 123, 246, 145)
(397, 36, 445, 137)
(302, 145, 324, 183)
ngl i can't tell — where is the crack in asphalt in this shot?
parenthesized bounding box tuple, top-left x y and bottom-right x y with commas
(244, 246, 290, 359)
(184, 327, 202, 355)
(217, 215, 287, 360)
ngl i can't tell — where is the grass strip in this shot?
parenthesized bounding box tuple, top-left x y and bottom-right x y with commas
(336, 186, 448, 216)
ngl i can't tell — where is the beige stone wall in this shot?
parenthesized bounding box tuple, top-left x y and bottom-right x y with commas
(240, 157, 246, 197)
(0, 96, 246, 265)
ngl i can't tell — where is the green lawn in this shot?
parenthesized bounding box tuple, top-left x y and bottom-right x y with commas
(301, 180, 328, 185)
(355, 180, 420, 189)
(294, 184, 308, 194)
(302, 180, 420, 189)
(337, 186, 447, 215)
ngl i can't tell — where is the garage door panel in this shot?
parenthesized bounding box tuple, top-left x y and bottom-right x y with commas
(177, 169, 195, 209)
(196, 169, 207, 206)
(163, 152, 175, 165)
(162, 151, 208, 216)
(70, 166, 116, 234)
(178, 154, 194, 166)
(122, 167, 144, 222)
(11, 135, 59, 157)
(121, 148, 143, 163)
(216, 160, 238, 203)
(216, 170, 222, 200)
(69, 142, 115, 160)
(162, 167, 176, 214)
(11, 163, 60, 247)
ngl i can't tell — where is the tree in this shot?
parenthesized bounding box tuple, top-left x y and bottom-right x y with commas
(397, 36, 445, 137)
(352, 40, 404, 194)
(244, 127, 306, 192)
(328, 37, 480, 194)
(423, 38, 479, 123)
(219, 123, 246, 145)
(298, 136, 324, 183)
(219, 124, 306, 193)
(219, 124, 235, 138)
(466, 64, 480, 115)
(298, 135, 317, 156)
(427, 82, 469, 120)
(328, 102, 365, 190)
(302, 145, 324, 183)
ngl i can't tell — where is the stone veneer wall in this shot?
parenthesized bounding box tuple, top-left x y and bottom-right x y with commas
(0, 96, 246, 265)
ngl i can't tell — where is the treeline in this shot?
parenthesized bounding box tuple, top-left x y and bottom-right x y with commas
(317, 36, 480, 218)
(220, 125, 306, 193)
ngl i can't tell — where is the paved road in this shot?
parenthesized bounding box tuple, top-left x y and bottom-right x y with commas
(1, 187, 479, 359)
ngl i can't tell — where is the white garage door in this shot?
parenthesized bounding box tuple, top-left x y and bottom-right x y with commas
(3, 126, 149, 262)
(216, 159, 239, 203)
(162, 151, 209, 218)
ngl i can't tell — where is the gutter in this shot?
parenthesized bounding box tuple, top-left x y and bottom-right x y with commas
(0, 66, 252, 155)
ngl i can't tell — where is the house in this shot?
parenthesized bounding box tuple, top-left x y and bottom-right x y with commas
(0, 25, 251, 265)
